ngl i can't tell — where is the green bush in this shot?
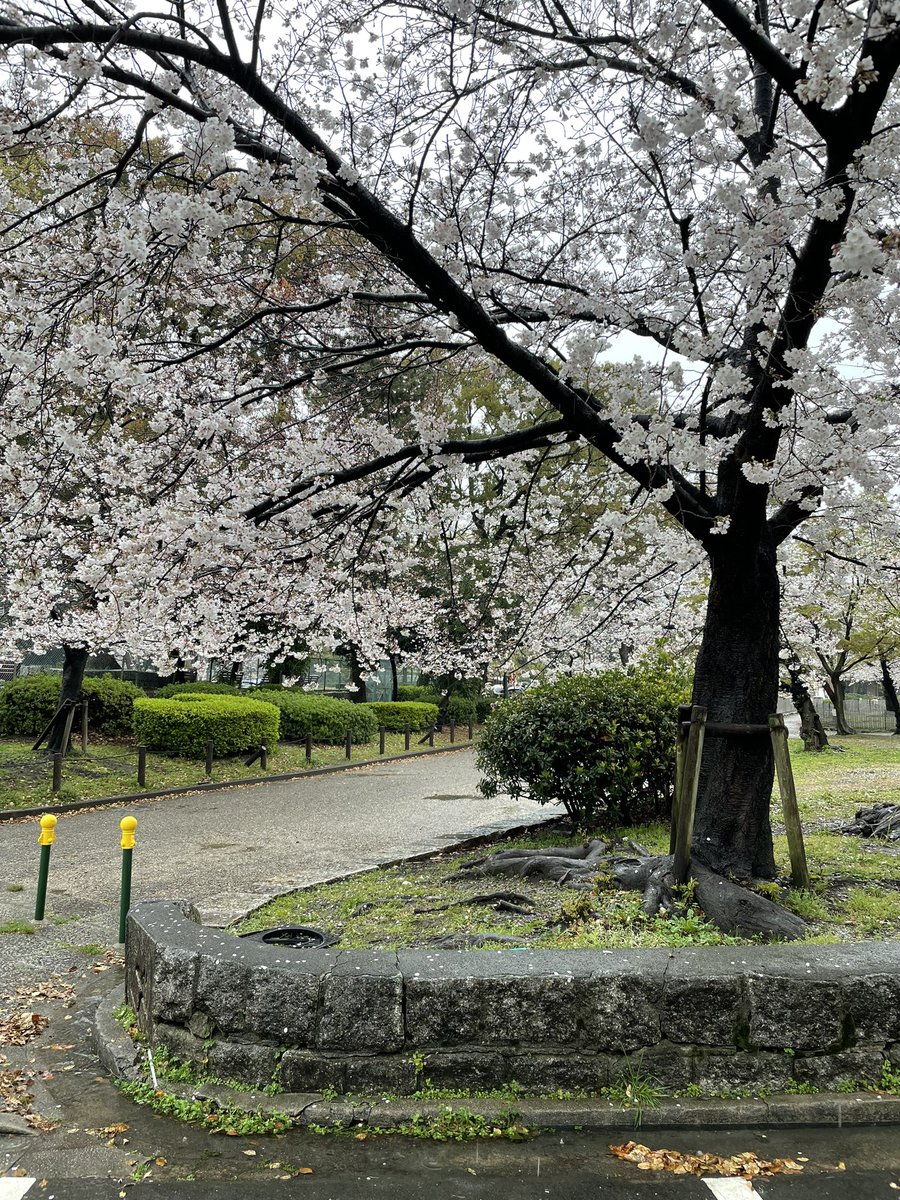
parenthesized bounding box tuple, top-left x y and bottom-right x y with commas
(132, 695, 280, 756)
(0, 673, 146, 738)
(443, 694, 493, 725)
(397, 685, 443, 707)
(365, 701, 439, 732)
(476, 667, 688, 827)
(254, 690, 377, 744)
(156, 681, 242, 698)
(81, 676, 147, 737)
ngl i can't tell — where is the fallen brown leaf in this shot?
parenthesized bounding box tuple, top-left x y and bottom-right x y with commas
(609, 1142, 806, 1179)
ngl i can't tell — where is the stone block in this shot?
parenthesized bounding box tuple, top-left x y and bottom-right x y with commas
(692, 1049, 792, 1094)
(846, 974, 900, 1043)
(415, 1051, 507, 1092)
(246, 965, 320, 1047)
(150, 944, 199, 1024)
(195, 957, 252, 1036)
(793, 1047, 885, 1089)
(152, 1021, 208, 1067)
(747, 974, 844, 1050)
(578, 973, 662, 1052)
(206, 1040, 279, 1090)
(661, 976, 743, 1046)
(505, 1053, 610, 1094)
(405, 976, 480, 1046)
(344, 1056, 418, 1095)
(317, 957, 403, 1052)
(622, 1044, 693, 1090)
(280, 1050, 346, 1093)
(479, 974, 578, 1047)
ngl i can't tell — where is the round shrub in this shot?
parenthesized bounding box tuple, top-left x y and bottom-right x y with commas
(81, 676, 147, 737)
(364, 701, 439, 732)
(397, 685, 442, 707)
(156, 681, 242, 698)
(254, 691, 377, 744)
(443, 694, 492, 725)
(0, 673, 146, 738)
(0, 674, 60, 736)
(132, 695, 280, 756)
(476, 668, 688, 827)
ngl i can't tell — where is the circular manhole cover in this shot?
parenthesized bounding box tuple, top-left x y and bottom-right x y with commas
(239, 925, 338, 949)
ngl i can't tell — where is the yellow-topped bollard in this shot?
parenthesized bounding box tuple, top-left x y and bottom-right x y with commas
(34, 813, 58, 920)
(120, 816, 137, 850)
(38, 813, 57, 845)
(118, 816, 137, 943)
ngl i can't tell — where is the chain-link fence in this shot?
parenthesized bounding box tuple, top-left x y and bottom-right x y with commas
(814, 697, 899, 733)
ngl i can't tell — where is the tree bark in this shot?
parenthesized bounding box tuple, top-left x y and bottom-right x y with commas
(389, 653, 399, 702)
(824, 674, 854, 735)
(691, 542, 779, 879)
(45, 645, 89, 755)
(786, 664, 829, 751)
(345, 645, 368, 702)
(880, 657, 900, 735)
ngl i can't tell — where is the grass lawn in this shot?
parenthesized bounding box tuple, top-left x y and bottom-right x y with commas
(238, 735, 900, 949)
(0, 728, 473, 812)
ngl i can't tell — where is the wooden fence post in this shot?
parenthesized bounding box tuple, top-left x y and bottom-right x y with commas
(670, 703, 693, 854)
(769, 714, 811, 890)
(81, 700, 89, 753)
(672, 705, 707, 885)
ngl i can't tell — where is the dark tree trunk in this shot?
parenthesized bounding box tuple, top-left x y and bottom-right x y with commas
(824, 674, 854, 735)
(173, 656, 187, 684)
(345, 645, 368, 703)
(786, 664, 829, 751)
(45, 645, 89, 755)
(389, 653, 399, 702)
(691, 542, 779, 879)
(880, 657, 900, 734)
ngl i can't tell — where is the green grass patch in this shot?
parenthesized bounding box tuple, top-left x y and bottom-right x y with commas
(0, 728, 477, 811)
(0, 919, 34, 935)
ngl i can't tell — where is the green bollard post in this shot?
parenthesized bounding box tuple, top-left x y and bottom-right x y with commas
(34, 814, 57, 921)
(118, 816, 137, 945)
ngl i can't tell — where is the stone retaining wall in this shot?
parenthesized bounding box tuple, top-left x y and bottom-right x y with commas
(126, 900, 900, 1096)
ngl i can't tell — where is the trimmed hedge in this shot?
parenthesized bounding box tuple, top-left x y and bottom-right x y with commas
(397, 685, 443, 707)
(132, 695, 280, 756)
(156, 681, 243, 698)
(254, 691, 377, 744)
(364, 701, 439, 732)
(0, 673, 146, 738)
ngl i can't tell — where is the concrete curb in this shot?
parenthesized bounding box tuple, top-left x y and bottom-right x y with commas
(0, 741, 474, 822)
(92, 982, 900, 1130)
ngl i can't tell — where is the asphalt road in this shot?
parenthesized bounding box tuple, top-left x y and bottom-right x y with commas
(0, 749, 562, 984)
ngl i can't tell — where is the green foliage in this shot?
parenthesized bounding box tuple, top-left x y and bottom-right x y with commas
(118, 1080, 290, 1134)
(444, 694, 492, 725)
(397, 683, 491, 725)
(364, 701, 439, 732)
(156, 681, 242, 698)
(0, 672, 146, 737)
(476, 667, 688, 826)
(254, 690, 376, 744)
(601, 1062, 663, 1128)
(82, 676, 147, 736)
(132, 695, 280, 756)
(0, 674, 61, 735)
(402, 1104, 531, 1141)
(397, 684, 442, 705)
(0, 919, 34, 934)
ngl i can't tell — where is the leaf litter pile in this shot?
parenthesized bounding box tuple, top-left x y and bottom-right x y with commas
(609, 1142, 818, 1178)
(0, 976, 76, 1131)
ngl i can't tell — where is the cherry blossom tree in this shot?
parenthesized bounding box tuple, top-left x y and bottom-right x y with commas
(0, 0, 899, 878)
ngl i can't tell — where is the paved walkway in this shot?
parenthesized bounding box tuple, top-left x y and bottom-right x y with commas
(0, 749, 562, 986)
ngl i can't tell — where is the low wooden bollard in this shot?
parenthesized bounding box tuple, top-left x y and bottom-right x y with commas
(379, 726, 386, 755)
(769, 714, 810, 890)
(404, 724, 411, 751)
(305, 734, 313, 764)
(205, 738, 214, 777)
(81, 700, 89, 753)
(137, 745, 147, 788)
(51, 753, 63, 795)
(345, 730, 352, 760)
(449, 719, 456, 744)
(672, 705, 707, 885)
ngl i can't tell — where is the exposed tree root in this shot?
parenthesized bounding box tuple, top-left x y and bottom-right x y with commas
(837, 803, 900, 841)
(452, 842, 808, 941)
